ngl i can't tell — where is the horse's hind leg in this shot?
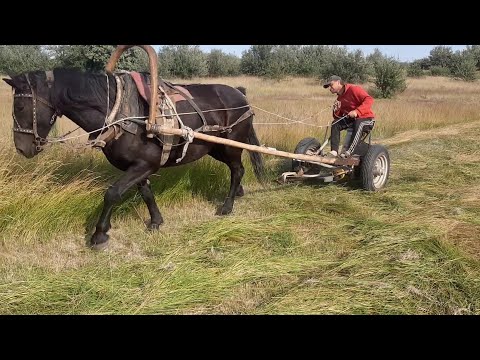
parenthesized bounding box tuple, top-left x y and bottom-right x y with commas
(137, 178, 163, 230)
(209, 146, 245, 215)
(90, 162, 155, 250)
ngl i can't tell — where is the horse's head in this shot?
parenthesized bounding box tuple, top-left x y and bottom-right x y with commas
(3, 71, 60, 158)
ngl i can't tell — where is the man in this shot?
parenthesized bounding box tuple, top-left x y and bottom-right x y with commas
(323, 75, 375, 158)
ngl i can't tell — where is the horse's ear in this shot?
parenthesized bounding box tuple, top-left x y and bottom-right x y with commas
(3, 78, 15, 88)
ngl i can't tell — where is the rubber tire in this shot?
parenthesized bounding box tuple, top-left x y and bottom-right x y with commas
(292, 137, 321, 173)
(351, 141, 370, 180)
(360, 144, 390, 191)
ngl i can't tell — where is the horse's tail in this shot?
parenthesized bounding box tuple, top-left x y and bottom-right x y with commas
(236, 86, 265, 182)
(236, 86, 247, 96)
(247, 125, 266, 183)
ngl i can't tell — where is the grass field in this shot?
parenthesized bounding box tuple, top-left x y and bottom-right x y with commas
(1, 75, 479, 314)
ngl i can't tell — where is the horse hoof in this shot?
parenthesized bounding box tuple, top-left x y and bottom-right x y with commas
(90, 241, 109, 251)
(147, 222, 161, 231)
(216, 206, 233, 216)
(90, 232, 109, 251)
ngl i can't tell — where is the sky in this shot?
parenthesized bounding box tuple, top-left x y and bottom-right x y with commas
(154, 45, 468, 62)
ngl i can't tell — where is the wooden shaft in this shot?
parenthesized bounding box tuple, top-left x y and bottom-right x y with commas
(152, 126, 359, 166)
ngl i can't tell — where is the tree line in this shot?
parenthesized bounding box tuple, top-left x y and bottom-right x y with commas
(1, 45, 479, 99)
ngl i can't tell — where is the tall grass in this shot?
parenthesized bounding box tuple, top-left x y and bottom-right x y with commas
(166, 76, 480, 148)
(1, 75, 479, 314)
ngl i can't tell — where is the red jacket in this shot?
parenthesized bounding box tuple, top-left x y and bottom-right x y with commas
(333, 83, 375, 119)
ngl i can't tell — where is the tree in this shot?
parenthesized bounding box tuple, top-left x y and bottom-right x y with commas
(464, 45, 480, 69)
(407, 60, 424, 77)
(297, 45, 329, 77)
(240, 45, 275, 77)
(47, 45, 149, 72)
(319, 47, 370, 84)
(158, 45, 208, 79)
(429, 46, 454, 68)
(366, 48, 386, 76)
(449, 51, 477, 81)
(0, 45, 52, 75)
(207, 49, 241, 77)
(366, 48, 385, 65)
(371, 57, 407, 98)
(267, 45, 301, 78)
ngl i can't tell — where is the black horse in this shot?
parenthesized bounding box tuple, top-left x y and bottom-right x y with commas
(3, 69, 265, 250)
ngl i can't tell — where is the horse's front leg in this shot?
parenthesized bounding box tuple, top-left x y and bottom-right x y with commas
(137, 178, 163, 230)
(90, 163, 155, 250)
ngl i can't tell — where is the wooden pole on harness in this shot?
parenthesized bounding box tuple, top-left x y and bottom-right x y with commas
(151, 126, 360, 166)
(105, 45, 159, 138)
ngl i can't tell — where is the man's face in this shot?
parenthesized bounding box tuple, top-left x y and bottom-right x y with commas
(327, 80, 343, 94)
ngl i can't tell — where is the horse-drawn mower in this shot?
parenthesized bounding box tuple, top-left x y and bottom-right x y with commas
(285, 134, 390, 191)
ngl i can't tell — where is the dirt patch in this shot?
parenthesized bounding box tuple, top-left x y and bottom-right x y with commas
(459, 185, 480, 205)
(212, 278, 295, 314)
(0, 236, 91, 272)
(445, 222, 480, 260)
(454, 153, 480, 163)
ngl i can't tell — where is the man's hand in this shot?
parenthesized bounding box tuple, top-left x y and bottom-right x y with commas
(333, 100, 340, 112)
(348, 110, 358, 118)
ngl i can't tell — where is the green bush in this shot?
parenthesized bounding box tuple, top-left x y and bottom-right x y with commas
(429, 46, 454, 68)
(269, 45, 300, 78)
(296, 45, 329, 77)
(319, 48, 370, 84)
(46, 45, 87, 70)
(465, 45, 480, 69)
(448, 52, 477, 81)
(46, 45, 149, 73)
(264, 59, 288, 80)
(85, 46, 149, 72)
(158, 45, 208, 79)
(407, 61, 424, 78)
(366, 48, 385, 77)
(240, 45, 299, 79)
(240, 45, 274, 77)
(371, 57, 407, 99)
(0, 45, 52, 75)
(430, 66, 451, 77)
(207, 50, 241, 77)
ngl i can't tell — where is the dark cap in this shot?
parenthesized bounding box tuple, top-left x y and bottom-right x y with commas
(323, 75, 342, 88)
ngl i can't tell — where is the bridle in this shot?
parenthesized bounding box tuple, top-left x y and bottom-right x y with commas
(12, 72, 61, 152)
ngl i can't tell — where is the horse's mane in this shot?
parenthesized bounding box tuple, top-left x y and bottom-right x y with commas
(51, 68, 119, 112)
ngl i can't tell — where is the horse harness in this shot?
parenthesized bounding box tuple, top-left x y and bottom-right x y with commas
(12, 71, 61, 151)
(91, 72, 255, 166)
